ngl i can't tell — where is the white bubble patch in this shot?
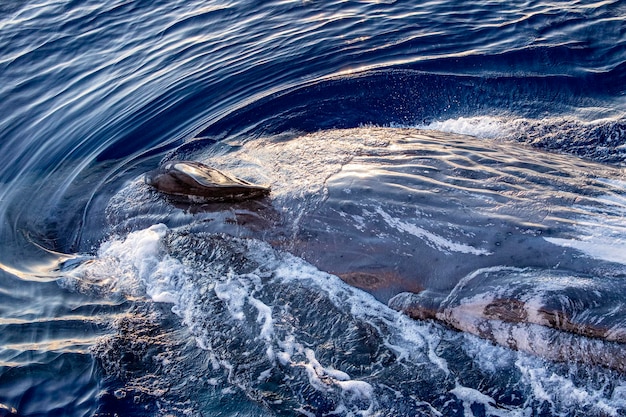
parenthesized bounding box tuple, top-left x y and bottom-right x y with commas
(416, 116, 513, 139)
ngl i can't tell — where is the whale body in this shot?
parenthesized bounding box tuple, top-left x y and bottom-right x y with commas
(389, 267, 626, 372)
(121, 128, 626, 373)
(145, 161, 270, 203)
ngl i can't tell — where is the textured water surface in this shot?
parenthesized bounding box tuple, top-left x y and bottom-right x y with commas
(1, 0, 625, 416)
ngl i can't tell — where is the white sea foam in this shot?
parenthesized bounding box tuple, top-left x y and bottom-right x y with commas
(79, 226, 384, 414)
(416, 116, 513, 139)
(517, 357, 626, 416)
(449, 385, 505, 417)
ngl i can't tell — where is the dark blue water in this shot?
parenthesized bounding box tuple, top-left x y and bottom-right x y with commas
(1, 1, 626, 416)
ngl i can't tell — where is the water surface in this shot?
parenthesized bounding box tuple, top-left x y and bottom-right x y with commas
(1, 0, 625, 416)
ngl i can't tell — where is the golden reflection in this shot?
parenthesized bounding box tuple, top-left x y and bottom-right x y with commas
(2, 338, 95, 355)
(0, 403, 18, 415)
(0, 260, 69, 282)
(0, 315, 107, 326)
(344, 35, 371, 45)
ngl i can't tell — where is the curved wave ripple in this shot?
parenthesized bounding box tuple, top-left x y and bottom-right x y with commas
(1, 0, 626, 416)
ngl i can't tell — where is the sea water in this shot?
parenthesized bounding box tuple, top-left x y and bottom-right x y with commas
(1, 1, 625, 416)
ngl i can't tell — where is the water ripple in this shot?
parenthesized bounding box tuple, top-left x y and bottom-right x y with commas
(1, 0, 625, 415)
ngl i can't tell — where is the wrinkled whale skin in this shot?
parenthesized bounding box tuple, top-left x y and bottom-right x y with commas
(388, 268, 626, 372)
(145, 161, 270, 203)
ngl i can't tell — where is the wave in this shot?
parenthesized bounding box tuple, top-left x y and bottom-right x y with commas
(418, 116, 626, 165)
(2, 1, 626, 415)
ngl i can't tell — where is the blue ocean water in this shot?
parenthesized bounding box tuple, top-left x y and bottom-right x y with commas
(1, 0, 626, 416)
